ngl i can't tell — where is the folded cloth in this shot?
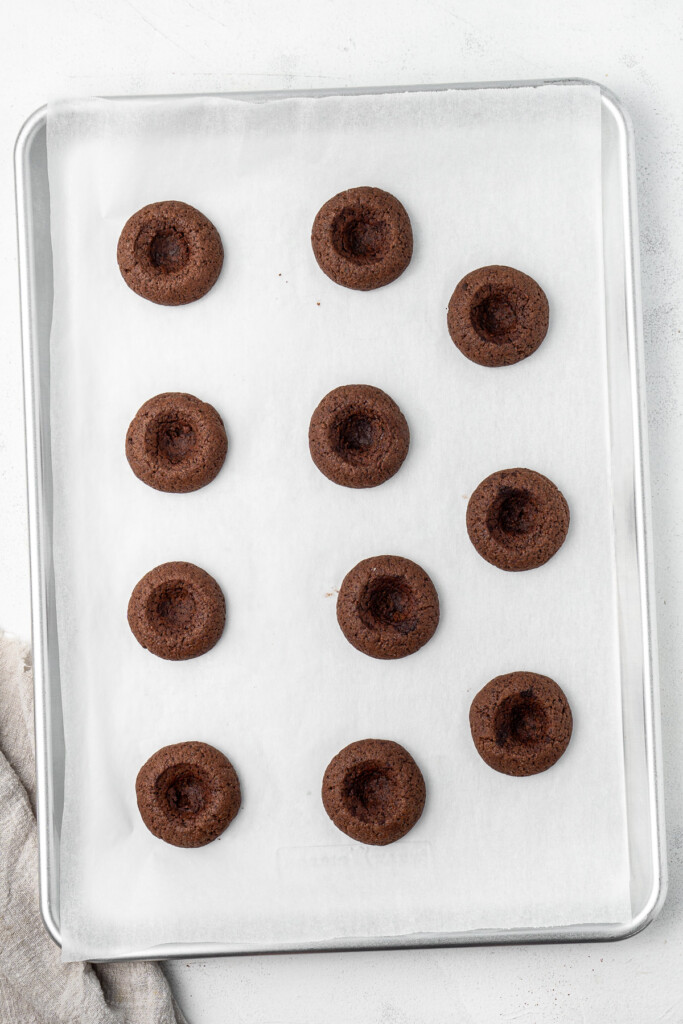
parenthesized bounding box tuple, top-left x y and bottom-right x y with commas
(0, 633, 187, 1024)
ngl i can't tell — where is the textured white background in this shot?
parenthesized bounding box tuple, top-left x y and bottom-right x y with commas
(1, 0, 682, 1020)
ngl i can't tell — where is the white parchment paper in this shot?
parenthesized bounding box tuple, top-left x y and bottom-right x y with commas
(46, 85, 631, 961)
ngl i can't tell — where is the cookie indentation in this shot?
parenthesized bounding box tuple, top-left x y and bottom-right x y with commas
(343, 761, 395, 824)
(127, 393, 227, 493)
(337, 555, 439, 659)
(309, 385, 409, 488)
(146, 227, 190, 273)
(157, 765, 208, 818)
(147, 581, 197, 633)
(137, 741, 241, 847)
(331, 209, 389, 264)
(471, 292, 518, 342)
(322, 739, 425, 845)
(128, 561, 225, 661)
(359, 576, 417, 635)
(335, 413, 378, 454)
(448, 265, 549, 366)
(494, 690, 548, 748)
(312, 186, 413, 290)
(470, 672, 573, 776)
(486, 486, 540, 544)
(154, 416, 197, 464)
(467, 468, 569, 571)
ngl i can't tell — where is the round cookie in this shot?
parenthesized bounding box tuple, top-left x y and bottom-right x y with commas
(466, 467, 569, 572)
(337, 555, 439, 659)
(469, 672, 573, 776)
(136, 741, 241, 847)
(126, 392, 227, 493)
(447, 265, 549, 367)
(322, 738, 426, 845)
(311, 186, 413, 290)
(309, 384, 409, 488)
(117, 200, 223, 305)
(128, 561, 225, 661)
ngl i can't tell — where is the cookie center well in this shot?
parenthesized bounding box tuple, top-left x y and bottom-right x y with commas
(157, 765, 209, 818)
(471, 291, 519, 342)
(147, 227, 190, 273)
(359, 575, 418, 635)
(331, 207, 390, 264)
(147, 581, 197, 633)
(494, 690, 549, 749)
(343, 761, 396, 824)
(333, 412, 380, 459)
(155, 416, 197, 464)
(486, 487, 539, 543)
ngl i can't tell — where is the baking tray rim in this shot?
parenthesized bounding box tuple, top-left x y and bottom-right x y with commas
(14, 77, 667, 960)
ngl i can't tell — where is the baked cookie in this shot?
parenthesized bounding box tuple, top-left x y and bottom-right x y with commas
(466, 467, 569, 571)
(311, 186, 413, 290)
(128, 561, 225, 660)
(337, 555, 439, 659)
(322, 738, 426, 845)
(447, 265, 549, 367)
(126, 392, 227, 493)
(469, 672, 573, 776)
(136, 741, 241, 847)
(117, 200, 223, 305)
(309, 384, 409, 488)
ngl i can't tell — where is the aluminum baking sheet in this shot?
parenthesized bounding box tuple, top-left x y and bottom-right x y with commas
(15, 80, 666, 961)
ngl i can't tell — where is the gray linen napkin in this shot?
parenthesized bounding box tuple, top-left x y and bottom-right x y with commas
(0, 633, 187, 1024)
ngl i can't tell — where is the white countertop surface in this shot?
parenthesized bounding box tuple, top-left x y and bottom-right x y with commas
(2, 0, 682, 1020)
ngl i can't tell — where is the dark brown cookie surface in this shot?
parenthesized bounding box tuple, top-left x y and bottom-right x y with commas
(126, 392, 227, 493)
(337, 555, 439, 659)
(311, 186, 413, 290)
(309, 384, 409, 488)
(469, 672, 573, 776)
(136, 741, 241, 847)
(128, 561, 225, 661)
(117, 200, 223, 305)
(447, 265, 549, 367)
(322, 738, 426, 845)
(466, 467, 569, 572)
